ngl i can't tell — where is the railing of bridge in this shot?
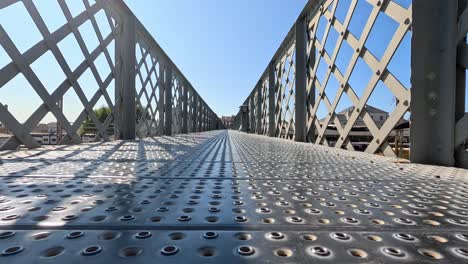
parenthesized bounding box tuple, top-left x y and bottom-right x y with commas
(236, 0, 411, 156)
(235, 0, 468, 168)
(456, 1, 468, 168)
(307, 0, 412, 155)
(275, 40, 297, 140)
(0, 0, 222, 150)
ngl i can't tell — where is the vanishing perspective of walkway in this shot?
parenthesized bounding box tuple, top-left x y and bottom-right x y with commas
(1, 0, 468, 263)
(0, 131, 467, 263)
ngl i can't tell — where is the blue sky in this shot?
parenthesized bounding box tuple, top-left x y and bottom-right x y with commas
(0, 0, 464, 125)
(125, 0, 309, 117)
(0, 0, 308, 122)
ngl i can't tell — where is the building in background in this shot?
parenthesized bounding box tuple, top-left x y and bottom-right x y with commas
(320, 106, 410, 154)
(221, 115, 235, 129)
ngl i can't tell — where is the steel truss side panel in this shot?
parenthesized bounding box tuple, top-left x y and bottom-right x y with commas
(0, 0, 220, 150)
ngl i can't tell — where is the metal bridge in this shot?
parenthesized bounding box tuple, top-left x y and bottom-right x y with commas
(0, 0, 467, 263)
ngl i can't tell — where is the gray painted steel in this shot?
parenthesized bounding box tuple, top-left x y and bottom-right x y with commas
(182, 83, 188, 134)
(0, 0, 221, 151)
(193, 95, 198, 132)
(411, 0, 457, 166)
(233, 0, 429, 163)
(249, 95, 255, 133)
(268, 62, 276, 137)
(256, 84, 262, 134)
(409, 0, 467, 169)
(115, 2, 136, 140)
(456, 0, 468, 169)
(158, 64, 166, 134)
(164, 67, 173, 136)
(294, 18, 307, 142)
(240, 105, 249, 133)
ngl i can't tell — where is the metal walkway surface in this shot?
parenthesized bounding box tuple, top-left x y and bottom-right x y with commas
(0, 130, 467, 263)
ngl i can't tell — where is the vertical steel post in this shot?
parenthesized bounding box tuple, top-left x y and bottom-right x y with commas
(164, 67, 173, 136)
(240, 105, 249, 132)
(308, 28, 316, 143)
(250, 95, 255, 133)
(199, 104, 203, 132)
(203, 105, 207, 131)
(56, 97, 63, 144)
(182, 83, 188, 133)
(202, 106, 205, 131)
(209, 112, 214, 130)
(199, 104, 202, 132)
(295, 18, 307, 142)
(211, 112, 215, 130)
(193, 93, 198, 132)
(205, 107, 209, 131)
(457, 0, 467, 123)
(207, 112, 211, 131)
(268, 62, 276, 137)
(457, 0, 468, 168)
(256, 84, 262, 134)
(115, 8, 136, 140)
(411, 0, 458, 166)
(198, 100, 202, 132)
(201, 105, 205, 131)
(212, 113, 216, 130)
(214, 115, 217, 130)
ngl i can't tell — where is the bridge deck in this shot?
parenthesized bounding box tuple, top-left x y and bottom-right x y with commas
(0, 131, 467, 263)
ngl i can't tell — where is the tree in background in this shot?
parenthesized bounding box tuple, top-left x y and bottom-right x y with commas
(78, 106, 113, 137)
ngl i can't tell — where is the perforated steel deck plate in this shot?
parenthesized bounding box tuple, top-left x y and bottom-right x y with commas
(0, 131, 467, 263)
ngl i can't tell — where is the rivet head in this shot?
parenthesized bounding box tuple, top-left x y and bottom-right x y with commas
(428, 92, 437, 100)
(426, 72, 437, 81)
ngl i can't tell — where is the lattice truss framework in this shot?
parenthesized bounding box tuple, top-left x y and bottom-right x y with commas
(171, 74, 184, 134)
(306, 0, 412, 156)
(248, 89, 258, 133)
(197, 99, 201, 132)
(231, 114, 241, 131)
(198, 104, 203, 132)
(200, 104, 206, 131)
(0, 0, 119, 149)
(260, 78, 269, 135)
(457, 2, 468, 162)
(195, 93, 202, 132)
(187, 89, 194, 133)
(275, 43, 296, 140)
(135, 37, 163, 138)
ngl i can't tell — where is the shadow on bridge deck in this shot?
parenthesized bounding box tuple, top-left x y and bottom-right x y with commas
(0, 131, 467, 263)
